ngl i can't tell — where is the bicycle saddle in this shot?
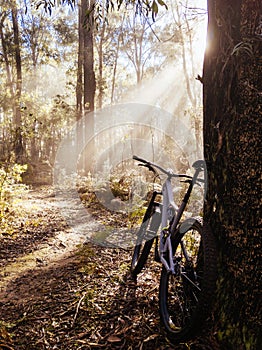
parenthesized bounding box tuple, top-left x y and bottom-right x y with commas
(192, 160, 205, 170)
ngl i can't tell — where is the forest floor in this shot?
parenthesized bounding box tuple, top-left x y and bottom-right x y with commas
(0, 186, 216, 350)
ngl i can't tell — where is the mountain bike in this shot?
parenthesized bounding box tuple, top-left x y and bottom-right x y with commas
(130, 155, 217, 343)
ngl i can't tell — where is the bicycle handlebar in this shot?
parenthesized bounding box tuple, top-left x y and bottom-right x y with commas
(133, 155, 205, 183)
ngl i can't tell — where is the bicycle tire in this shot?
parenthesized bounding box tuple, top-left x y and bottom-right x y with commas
(131, 201, 161, 277)
(159, 218, 217, 343)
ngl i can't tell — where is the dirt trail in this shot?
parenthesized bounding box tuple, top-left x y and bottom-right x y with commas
(0, 188, 91, 294)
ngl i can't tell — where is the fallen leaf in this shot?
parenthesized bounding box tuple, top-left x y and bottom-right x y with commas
(144, 334, 159, 342)
(107, 335, 122, 343)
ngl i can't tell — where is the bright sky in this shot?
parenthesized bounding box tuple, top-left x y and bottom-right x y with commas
(193, 1, 208, 64)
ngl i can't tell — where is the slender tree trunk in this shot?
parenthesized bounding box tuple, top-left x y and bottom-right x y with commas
(97, 9, 106, 109)
(111, 34, 120, 104)
(0, 14, 13, 94)
(11, 3, 23, 163)
(122, 11, 146, 85)
(76, 1, 84, 121)
(1, 14, 15, 159)
(83, 0, 96, 114)
(134, 24, 144, 84)
(203, 1, 261, 349)
(76, 1, 85, 170)
(30, 118, 38, 163)
(77, 0, 96, 172)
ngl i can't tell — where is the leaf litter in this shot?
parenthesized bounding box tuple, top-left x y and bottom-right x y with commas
(0, 186, 215, 349)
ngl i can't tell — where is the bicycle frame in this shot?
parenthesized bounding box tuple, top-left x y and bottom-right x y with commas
(159, 177, 178, 272)
(132, 156, 216, 343)
(132, 155, 205, 274)
(158, 168, 203, 274)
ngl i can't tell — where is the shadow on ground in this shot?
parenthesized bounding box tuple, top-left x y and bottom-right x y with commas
(0, 242, 218, 350)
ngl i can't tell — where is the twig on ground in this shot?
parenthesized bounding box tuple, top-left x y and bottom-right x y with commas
(71, 292, 87, 327)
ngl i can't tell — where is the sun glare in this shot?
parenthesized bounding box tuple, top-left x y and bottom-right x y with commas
(191, 1, 208, 67)
(197, 22, 208, 62)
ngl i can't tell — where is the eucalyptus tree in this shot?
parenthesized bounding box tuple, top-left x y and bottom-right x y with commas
(93, 1, 107, 109)
(167, 0, 207, 156)
(76, 0, 96, 117)
(0, 0, 23, 162)
(0, 3, 13, 157)
(119, 4, 166, 85)
(20, 3, 69, 162)
(203, 1, 261, 348)
(1, 0, 77, 165)
(93, 6, 124, 107)
(22, 1, 76, 163)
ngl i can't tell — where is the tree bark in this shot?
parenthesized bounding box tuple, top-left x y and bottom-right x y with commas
(97, 9, 106, 109)
(0, 13, 13, 94)
(77, 0, 96, 172)
(203, 1, 261, 349)
(111, 33, 120, 104)
(83, 0, 96, 114)
(76, 1, 84, 121)
(11, 3, 24, 163)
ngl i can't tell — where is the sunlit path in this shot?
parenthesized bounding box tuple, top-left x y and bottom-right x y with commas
(0, 191, 90, 293)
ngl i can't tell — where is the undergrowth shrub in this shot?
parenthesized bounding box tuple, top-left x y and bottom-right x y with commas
(0, 160, 28, 235)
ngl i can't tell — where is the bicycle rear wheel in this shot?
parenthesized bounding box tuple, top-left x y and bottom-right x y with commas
(159, 218, 217, 343)
(131, 197, 161, 277)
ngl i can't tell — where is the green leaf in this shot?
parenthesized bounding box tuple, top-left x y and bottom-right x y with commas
(152, 0, 158, 21)
(157, 0, 168, 10)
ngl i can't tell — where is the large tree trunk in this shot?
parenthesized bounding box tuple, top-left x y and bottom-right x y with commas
(203, 1, 261, 349)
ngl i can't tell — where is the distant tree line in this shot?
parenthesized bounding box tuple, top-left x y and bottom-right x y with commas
(0, 0, 204, 172)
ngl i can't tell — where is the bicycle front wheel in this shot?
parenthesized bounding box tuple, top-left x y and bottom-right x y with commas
(159, 218, 217, 343)
(131, 200, 161, 277)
